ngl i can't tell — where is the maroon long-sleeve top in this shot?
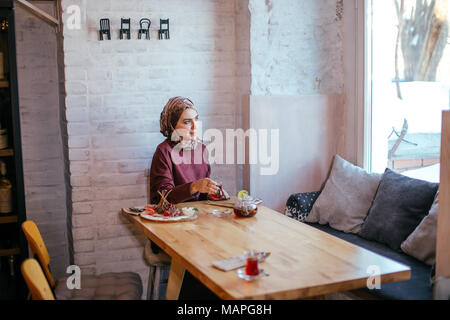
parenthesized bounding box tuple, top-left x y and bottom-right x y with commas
(150, 138, 210, 204)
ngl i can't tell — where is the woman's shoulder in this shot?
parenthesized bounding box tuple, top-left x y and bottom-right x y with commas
(151, 139, 172, 161)
(155, 139, 174, 153)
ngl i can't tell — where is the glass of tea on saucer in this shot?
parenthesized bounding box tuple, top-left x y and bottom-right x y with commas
(244, 250, 259, 276)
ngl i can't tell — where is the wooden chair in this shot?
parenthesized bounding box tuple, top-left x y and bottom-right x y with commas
(21, 221, 55, 287)
(21, 258, 55, 300)
(22, 221, 143, 300)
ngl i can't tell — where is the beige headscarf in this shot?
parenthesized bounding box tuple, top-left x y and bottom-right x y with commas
(160, 97, 201, 149)
(160, 96, 197, 138)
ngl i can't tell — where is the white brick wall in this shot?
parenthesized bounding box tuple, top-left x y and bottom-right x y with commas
(61, 0, 240, 296)
(248, 0, 344, 95)
(58, 0, 343, 298)
(16, 4, 70, 279)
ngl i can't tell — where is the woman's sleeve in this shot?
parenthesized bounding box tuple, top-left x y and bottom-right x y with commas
(150, 148, 194, 204)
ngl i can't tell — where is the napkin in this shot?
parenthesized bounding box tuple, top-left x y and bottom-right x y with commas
(212, 252, 270, 271)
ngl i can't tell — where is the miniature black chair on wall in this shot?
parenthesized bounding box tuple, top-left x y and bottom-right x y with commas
(138, 18, 151, 40)
(158, 19, 170, 39)
(99, 18, 111, 40)
(120, 18, 131, 39)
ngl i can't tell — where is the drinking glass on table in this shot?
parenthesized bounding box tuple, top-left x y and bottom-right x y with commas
(244, 250, 260, 276)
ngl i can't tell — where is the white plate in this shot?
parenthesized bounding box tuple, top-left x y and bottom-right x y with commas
(139, 207, 198, 222)
(140, 212, 197, 222)
(123, 205, 198, 222)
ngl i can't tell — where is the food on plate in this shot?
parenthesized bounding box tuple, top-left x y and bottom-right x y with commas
(181, 207, 199, 216)
(144, 205, 157, 215)
(156, 190, 183, 217)
(134, 191, 199, 220)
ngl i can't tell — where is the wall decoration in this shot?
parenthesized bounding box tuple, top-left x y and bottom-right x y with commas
(98, 17, 171, 41)
(120, 18, 131, 40)
(158, 19, 170, 39)
(138, 18, 151, 40)
(99, 18, 111, 40)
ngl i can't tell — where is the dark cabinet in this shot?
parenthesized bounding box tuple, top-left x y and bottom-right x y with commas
(0, 0, 28, 300)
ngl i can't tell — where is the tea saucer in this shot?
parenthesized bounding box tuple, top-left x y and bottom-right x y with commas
(236, 267, 268, 281)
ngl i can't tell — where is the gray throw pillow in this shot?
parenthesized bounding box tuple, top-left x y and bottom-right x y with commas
(305, 155, 382, 233)
(359, 168, 439, 252)
(401, 191, 439, 265)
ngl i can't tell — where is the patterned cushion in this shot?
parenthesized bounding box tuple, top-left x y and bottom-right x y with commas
(55, 272, 143, 300)
(285, 191, 321, 222)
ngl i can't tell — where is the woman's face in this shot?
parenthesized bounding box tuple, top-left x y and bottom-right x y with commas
(174, 108, 199, 140)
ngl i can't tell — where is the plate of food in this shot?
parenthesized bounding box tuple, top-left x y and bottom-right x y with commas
(140, 206, 198, 222)
(124, 190, 199, 222)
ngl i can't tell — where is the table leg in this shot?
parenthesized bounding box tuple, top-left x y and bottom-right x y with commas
(165, 258, 185, 300)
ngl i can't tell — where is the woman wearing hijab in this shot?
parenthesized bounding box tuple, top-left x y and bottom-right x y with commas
(148, 96, 225, 299)
(150, 96, 224, 205)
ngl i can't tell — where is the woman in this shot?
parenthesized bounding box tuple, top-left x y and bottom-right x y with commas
(148, 96, 224, 299)
(150, 96, 223, 205)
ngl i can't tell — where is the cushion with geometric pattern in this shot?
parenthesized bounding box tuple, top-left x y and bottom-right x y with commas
(285, 191, 321, 222)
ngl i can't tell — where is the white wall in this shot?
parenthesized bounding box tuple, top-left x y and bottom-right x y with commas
(61, 0, 240, 292)
(15, 3, 70, 279)
(245, 0, 346, 202)
(58, 0, 345, 297)
(248, 0, 344, 96)
(235, 0, 251, 191)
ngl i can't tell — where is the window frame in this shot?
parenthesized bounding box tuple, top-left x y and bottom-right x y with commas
(362, 0, 373, 172)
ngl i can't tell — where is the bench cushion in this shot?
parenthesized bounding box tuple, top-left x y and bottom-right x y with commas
(305, 222, 432, 300)
(55, 272, 143, 300)
(401, 191, 439, 265)
(359, 168, 439, 251)
(305, 155, 382, 233)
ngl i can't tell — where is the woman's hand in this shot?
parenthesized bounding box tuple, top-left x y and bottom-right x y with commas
(190, 178, 220, 195)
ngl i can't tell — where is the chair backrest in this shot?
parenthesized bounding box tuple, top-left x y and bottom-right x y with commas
(140, 18, 151, 30)
(21, 259, 55, 300)
(160, 19, 169, 30)
(22, 221, 55, 288)
(121, 18, 131, 29)
(100, 18, 110, 30)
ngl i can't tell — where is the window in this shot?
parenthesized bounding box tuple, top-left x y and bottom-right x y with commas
(366, 0, 449, 182)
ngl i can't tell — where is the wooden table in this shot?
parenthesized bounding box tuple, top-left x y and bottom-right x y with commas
(123, 201, 411, 300)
